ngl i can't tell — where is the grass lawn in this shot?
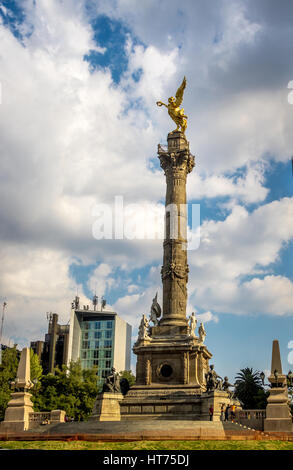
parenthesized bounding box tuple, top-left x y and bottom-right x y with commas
(0, 440, 293, 450)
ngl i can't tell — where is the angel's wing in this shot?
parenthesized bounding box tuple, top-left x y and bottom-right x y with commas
(175, 76, 186, 107)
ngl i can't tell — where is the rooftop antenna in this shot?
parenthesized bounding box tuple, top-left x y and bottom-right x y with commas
(93, 294, 98, 311)
(101, 296, 106, 312)
(46, 312, 53, 323)
(72, 287, 80, 310)
(0, 300, 8, 365)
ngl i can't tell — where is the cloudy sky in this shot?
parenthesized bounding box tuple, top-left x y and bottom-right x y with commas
(0, 0, 292, 380)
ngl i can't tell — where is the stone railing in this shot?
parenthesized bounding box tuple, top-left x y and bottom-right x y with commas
(29, 410, 66, 429)
(235, 409, 266, 430)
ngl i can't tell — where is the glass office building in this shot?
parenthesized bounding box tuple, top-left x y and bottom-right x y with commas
(68, 308, 132, 387)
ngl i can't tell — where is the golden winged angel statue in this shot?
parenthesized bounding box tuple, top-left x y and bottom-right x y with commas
(156, 76, 187, 134)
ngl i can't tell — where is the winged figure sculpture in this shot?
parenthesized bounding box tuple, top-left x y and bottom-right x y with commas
(156, 76, 187, 134)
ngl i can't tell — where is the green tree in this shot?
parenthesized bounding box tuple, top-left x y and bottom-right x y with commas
(119, 370, 136, 387)
(254, 388, 269, 409)
(31, 360, 98, 421)
(234, 367, 267, 409)
(119, 370, 136, 395)
(30, 349, 43, 383)
(0, 347, 19, 421)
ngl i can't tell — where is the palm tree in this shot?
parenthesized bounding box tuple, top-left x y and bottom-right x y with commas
(234, 367, 266, 409)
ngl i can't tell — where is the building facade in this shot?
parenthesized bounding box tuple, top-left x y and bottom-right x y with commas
(67, 306, 132, 387)
(31, 313, 70, 374)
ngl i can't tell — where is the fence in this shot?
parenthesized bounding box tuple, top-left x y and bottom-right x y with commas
(235, 409, 266, 430)
(29, 410, 66, 429)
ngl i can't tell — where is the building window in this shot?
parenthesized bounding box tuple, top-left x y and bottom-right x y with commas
(106, 321, 113, 329)
(105, 360, 111, 368)
(105, 330, 112, 339)
(95, 341, 99, 348)
(104, 350, 111, 358)
(82, 340, 90, 349)
(95, 322, 101, 330)
(104, 340, 112, 349)
(81, 351, 87, 359)
(93, 350, 99, 358)
(84, 332, 88, 340)
(93, 360, 99, 366)
(94, 331, 102, 339)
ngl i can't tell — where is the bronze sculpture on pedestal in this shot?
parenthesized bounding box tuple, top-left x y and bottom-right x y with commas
(156, 76, 188, 134)
(102, 367, 121, 393)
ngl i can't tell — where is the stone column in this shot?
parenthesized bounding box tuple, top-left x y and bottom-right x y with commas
(201, 391, 231, 421)
(158, 131, 195, 327)
(264, 340, 292, 432)
(0, 348, 34, 432)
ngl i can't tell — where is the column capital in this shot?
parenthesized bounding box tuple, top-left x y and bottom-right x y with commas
(158, 146, 195, 175)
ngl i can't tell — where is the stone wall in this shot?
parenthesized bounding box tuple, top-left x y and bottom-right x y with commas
(28, 410, 66, 429)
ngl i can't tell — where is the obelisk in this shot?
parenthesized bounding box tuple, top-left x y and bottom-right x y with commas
(0, 348, 34, 432)
(264, 340, 292, 432)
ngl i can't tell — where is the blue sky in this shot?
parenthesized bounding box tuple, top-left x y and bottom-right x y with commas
(0, 0, 292, 381)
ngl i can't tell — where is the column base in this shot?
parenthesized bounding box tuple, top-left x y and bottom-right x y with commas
(0, 391, 34, 432)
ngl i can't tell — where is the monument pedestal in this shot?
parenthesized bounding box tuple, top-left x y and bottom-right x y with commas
(121, 384, 203, 420)
(121, 331, 213, 420)
(264, 340, 292, 433)
(134, 334, 212, 390)
(264, 387, 292, 432)
(0, 348, 34, 433)
(90, 392, 124, 421)
(201, 391, 231, 421)
(0, 391, 34, 432)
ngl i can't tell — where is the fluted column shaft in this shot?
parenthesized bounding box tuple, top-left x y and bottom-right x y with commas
(158, 131, 194, 327)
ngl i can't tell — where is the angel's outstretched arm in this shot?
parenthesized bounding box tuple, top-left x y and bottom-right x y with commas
(156, 101, 168, 108)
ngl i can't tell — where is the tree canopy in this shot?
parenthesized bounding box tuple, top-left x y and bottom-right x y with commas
(119, 370, 136, 387)
(0, 350, 98, 422)
(119, 369, 136, 395)
(0, 346, 19, 421)
(31, 360, 98, 421)
(30, 348, 43, 383)
(234, 367, 268, 409)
